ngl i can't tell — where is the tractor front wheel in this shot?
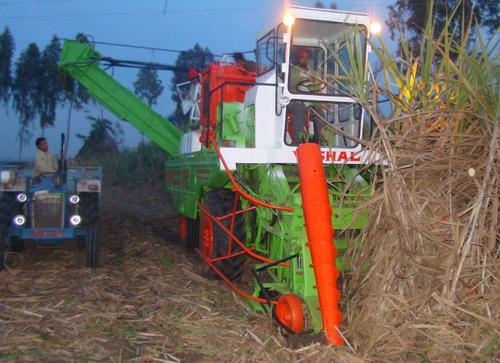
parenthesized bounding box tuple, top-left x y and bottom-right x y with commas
(0, 224, 7, 271)
(86, 224, 100, 268)
(199, 189, 245, 281)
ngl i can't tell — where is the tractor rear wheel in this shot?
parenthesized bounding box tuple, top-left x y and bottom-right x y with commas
(86, 224, 100, 268)
(199, 189, 245, 281)
(178, 215, 199, 249)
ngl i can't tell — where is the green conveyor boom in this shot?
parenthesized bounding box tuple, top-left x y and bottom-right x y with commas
(59, 40, 182, 155)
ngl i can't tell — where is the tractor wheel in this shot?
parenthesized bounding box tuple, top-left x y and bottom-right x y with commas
(79, 193, 99, 227)
(0, 224, 7, 271)
(79, 193, 99, 253)
(76, 236, 86, 249)
(199, 189, 245, 281)
(178, 215, 199, 249)
(9, 237, 24, 252)
(274, 294, 305, 335)
(0, 194, 22, 256)
(86, 224, 100, 268)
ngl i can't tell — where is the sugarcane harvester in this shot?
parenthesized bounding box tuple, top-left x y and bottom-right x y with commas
(60, 6, 379, 345)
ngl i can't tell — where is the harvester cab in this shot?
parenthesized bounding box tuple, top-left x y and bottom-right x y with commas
(189, 6, 375, 169)
(0, 134, 102, 269)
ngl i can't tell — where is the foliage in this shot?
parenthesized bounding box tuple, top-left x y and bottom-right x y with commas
(59, 33, 91, 109)
(169, 43, 213, 130)
(39, 35, 63, 131)
(134, 67, 164, 106)
(77, 141, 166, 185)
(386, 0, 499, 56)
(0, 27, 14, 107)
(12, 43, 42, 154)
(336, 6, 499, 361)
(76, 115, 123, 158)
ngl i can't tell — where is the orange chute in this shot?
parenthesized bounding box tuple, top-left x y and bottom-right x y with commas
(297, 142, 343, 346)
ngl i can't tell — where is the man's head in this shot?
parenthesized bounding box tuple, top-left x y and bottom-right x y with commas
(35, 137, 48, 152)
(295, 47, 311, 68)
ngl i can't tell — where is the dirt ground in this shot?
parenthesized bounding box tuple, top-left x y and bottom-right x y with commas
(0, 182, 351, 363)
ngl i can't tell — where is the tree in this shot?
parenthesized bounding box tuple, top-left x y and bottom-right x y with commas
(386, 0, 499, 56)
(169, 43, 213, 130)
(134, 67, 164, 106)
(0, 27, 14, 107)
(76, 115, 123, 158)
(39, 35, 63, 133)
(12, 43, 42, 160)
(60, 33, 91, 157)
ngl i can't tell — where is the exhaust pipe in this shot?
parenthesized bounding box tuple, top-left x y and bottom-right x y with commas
(297, 142, 343, 346)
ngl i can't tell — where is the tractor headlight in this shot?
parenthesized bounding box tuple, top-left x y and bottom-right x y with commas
(70, 215, 82, 226)
(13, 215, 26, 226)
(69, 195, 80, 204)
(1, 170, 16, 183)
(16, 193, 27, 203)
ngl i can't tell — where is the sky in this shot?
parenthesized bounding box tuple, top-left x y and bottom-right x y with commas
(0, 0, 394, 161)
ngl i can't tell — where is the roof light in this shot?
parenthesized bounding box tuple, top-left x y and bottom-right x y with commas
(283, 13, 295, 27)
(370, 22, 382, 35)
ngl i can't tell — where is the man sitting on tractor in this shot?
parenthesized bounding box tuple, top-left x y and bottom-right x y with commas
(33, 137, 58, 178)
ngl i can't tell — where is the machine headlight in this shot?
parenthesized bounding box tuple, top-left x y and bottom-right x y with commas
(69, 195, 80, 204)
(370, 22, 382, 35)
(16, 193, 27, 203)
(283, 13, 295, 27)
(70, 215, 82, 226)
(13, 215, 26, 226)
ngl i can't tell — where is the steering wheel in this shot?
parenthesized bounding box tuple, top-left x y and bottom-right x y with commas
(296, 78, 327, 93)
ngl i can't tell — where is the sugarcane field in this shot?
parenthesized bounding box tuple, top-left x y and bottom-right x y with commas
(0, 1, 498, 362)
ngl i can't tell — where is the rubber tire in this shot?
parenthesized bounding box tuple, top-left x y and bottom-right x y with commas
(79, 193, 99, 227)
(178, 215, 199, 249)
(86, 224, 99, 268)
(0, 194, 21, 257)
(79, 193, 99, 251)
(10, 237, 24, 252)
(199, 189, 245, 281)
(0, 224, 7, 271)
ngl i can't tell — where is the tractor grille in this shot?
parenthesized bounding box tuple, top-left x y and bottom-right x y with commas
(32, 192, 65, 229)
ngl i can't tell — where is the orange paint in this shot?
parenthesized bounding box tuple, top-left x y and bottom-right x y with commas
(297, 143, 344, 346)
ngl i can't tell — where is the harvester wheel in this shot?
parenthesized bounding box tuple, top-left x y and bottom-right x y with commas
(199, 189, 245, 281)
(178, 215, 199, 249)
(274, 294, 305, 335)
(86, 224, 100, 268)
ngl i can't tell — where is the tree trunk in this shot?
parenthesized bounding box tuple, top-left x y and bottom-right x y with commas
(64, 101, 73, 158)
(17, 132, 24, 162)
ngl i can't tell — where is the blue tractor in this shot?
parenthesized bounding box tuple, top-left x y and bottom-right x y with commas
(0, 135, 101, 269)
